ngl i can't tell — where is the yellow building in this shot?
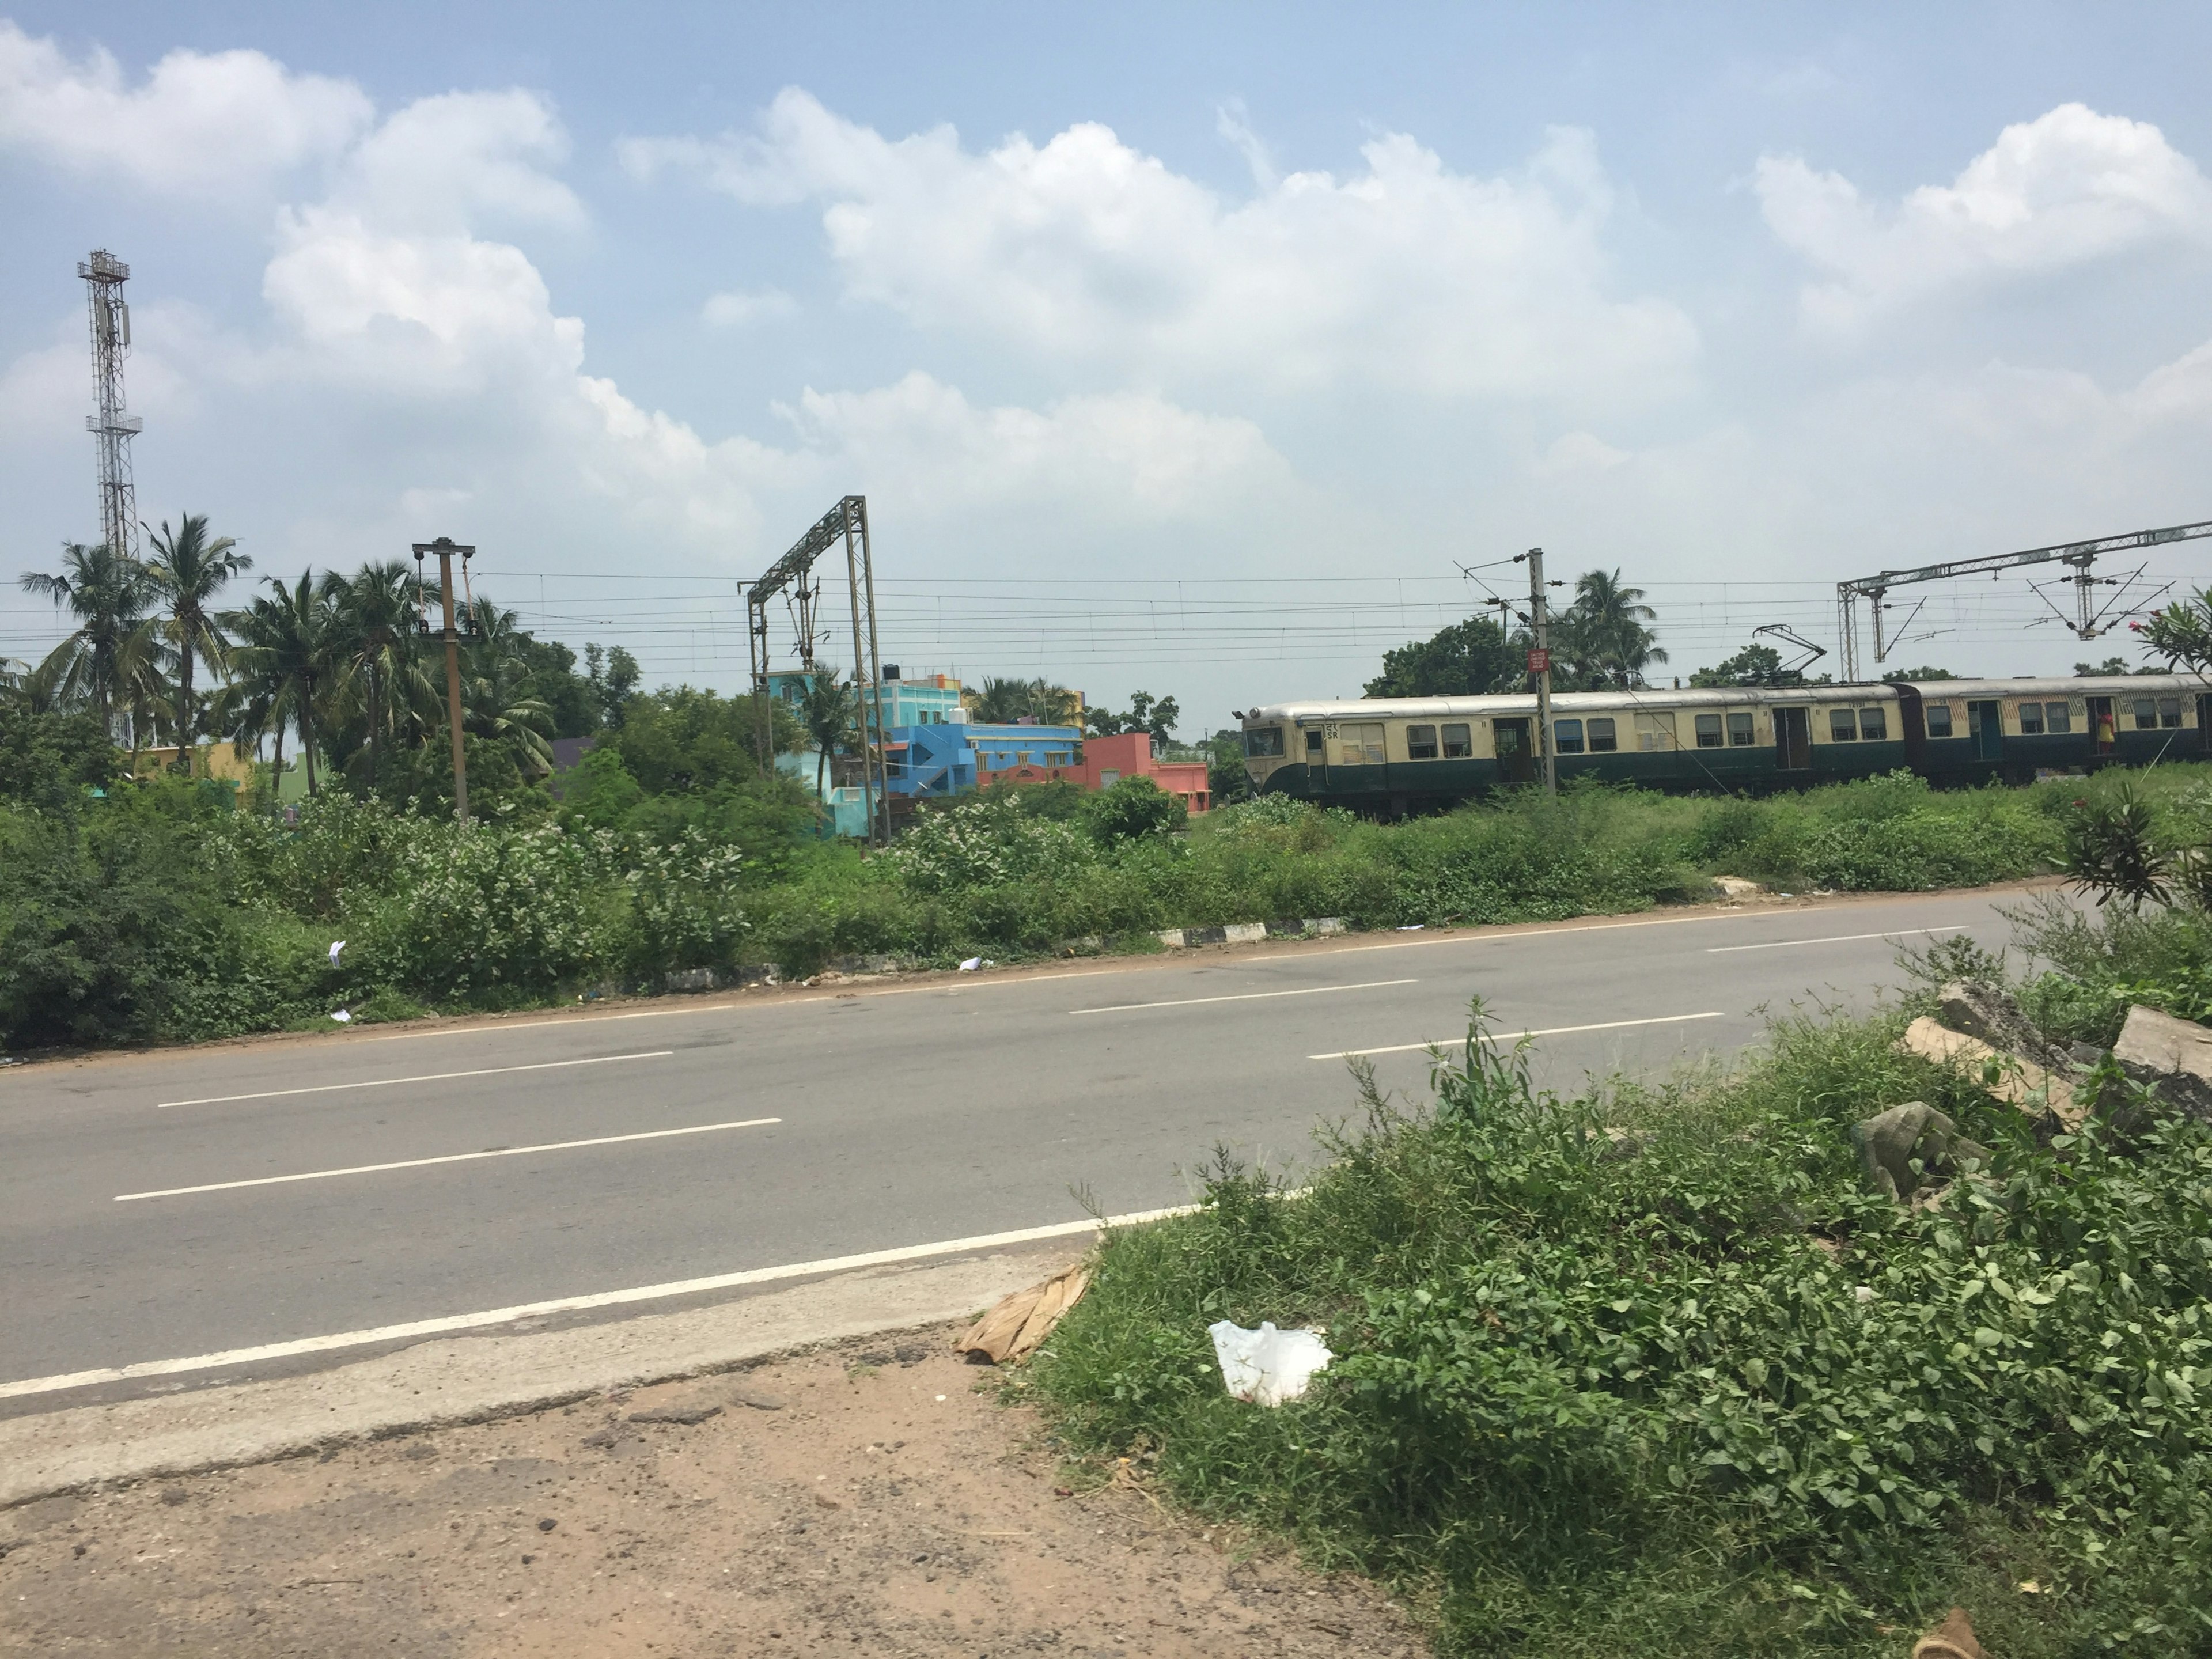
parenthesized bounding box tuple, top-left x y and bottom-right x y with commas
(130, 744, 257, 786)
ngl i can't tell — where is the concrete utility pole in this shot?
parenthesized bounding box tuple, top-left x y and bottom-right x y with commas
(1524, 547, 1558, 797)
(414, 538, 474, 824)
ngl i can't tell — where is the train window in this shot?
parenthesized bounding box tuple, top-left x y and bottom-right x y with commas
(1635, 711, 1676, 752)
(1442, 722, 1472, 757)
(1859, 706, 1888, 741)
(1555, 719, 1585, 754)
(1694, 714, 1723, 748)
(2161, 698, 2183, 728)
(2017, 702, 2044, 735)
(1829, 709, 1858, 741)
(1925, 702, 1954, 737)
(1728, 711, 1755, 746)
(2135, 698, 2158, 730)
(1588, 717, 1618, 752)
(1243, 727, 1285, 758)
(1406, 724, 1439, 759)
(1305, 729, 1324, 756)
(2045, 702, 2071, 734)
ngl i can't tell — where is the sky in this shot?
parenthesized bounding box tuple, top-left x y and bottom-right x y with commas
(5, 2, 2212, 729)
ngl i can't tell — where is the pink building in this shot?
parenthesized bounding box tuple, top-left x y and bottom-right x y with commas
(973, 730, 1210, 813)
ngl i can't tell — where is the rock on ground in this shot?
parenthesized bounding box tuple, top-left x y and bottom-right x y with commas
(2113, 1003, 2212, 1123)
(0, 1327, 1427, 1659)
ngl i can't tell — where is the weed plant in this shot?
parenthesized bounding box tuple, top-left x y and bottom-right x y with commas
(1031, 1009, 2212, 1654)
(5, 763, 2203, 1051)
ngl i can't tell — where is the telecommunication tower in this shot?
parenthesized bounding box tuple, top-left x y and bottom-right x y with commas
(80, 250, 142, 560)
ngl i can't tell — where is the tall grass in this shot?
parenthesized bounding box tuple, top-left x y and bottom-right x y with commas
(1029, 1009, 2212, 1656)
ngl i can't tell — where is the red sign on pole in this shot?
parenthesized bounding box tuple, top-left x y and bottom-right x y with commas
(1526, 648, 1551, 674)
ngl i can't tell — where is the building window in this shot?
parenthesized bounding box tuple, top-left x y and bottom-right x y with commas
(2017, 702, 2044, 735)
(1925, 702, 1954, 738)
(1859, 706, 1888, 741)
(1830, 709, 1858, 741)
(2135, 698, 2158, 730)
(2045, 702, 2073, 734)
(1587, 717, 1618, 752)
(1442, 722, 1472, 757)
(2161, 697, 2184, 728)
(1406, 724, 1439, 760)
(1554, 718, 1584, 755)
(1694, 713, 1723, 748)
(1728, 712, 1755, 746)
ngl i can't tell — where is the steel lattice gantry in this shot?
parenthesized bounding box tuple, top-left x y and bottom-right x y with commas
(1835, 519, 2212, 680)
(746, 495, 889, 844)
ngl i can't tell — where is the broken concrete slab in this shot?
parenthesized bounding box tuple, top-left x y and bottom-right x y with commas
(2113, 1004, 2212, 1122)
(1898, 1016, 2082, 1130)
(1851, 1103, 1989, 1203)
(1711, 876, 1766, 900)
(1934, 979, 2059, 1061)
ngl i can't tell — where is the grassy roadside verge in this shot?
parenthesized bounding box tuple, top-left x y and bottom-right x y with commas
(1024, 1007, 2212, 1654)
(7, 763, 2207, 1054)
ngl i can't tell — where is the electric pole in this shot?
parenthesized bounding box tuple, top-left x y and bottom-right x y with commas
(414, 538, 474, 824)
(1522, 547, 1558, 797)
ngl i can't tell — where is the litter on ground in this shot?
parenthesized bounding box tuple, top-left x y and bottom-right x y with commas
(1209, 1320, 1332, 1407)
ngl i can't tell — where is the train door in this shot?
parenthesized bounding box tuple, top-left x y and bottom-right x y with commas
(2199, 695, 2212, 756)
(1968, 700, 2004, 762)
(1493, 718, 1535, 784)
(1774, 707, 1810, 771)
(2085, 696, 2116, 759)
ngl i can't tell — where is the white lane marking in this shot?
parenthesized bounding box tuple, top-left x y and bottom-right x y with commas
(1705, 926, 1965, 955)
(114, 1117, 780, 1202)
(1070, 978, 1418, 1016)
(0, 1203, 1197, 1400)
(1310, 1010, 1729, 1060)
(158, 1050, 675, 1109)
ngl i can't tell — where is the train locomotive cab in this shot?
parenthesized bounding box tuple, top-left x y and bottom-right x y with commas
(1239, 673, 2208, 810)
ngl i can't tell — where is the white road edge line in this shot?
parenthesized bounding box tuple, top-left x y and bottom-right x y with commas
(1310, 1010, 1728, 1060)
(115, 1117, 781, 1202)
(0, 1203, 1199, 1401)
(157, 1050, 676, 1109)
(1705, 926, 1965, 954)
(1071, 977, 1418, 1016)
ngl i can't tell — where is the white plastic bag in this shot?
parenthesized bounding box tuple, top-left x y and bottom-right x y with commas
(1208, 1320, 1332, 1407)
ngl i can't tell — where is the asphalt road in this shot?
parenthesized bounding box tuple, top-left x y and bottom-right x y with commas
(0, 888, 2031, 1397)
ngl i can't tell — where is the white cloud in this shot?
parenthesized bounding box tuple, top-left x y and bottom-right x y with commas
(702, 287, 798, 328)
(1758, 103, 2212, 325)
(628, 89, 1698, 406)
(0, 21, 372, 200)
(335, 89, 584, 233)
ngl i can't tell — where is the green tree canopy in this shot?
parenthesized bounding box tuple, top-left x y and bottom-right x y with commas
(1365, 614, 1525, 698)
(1086, 690, 1180, 744)
(2075, 655, 2139, 677)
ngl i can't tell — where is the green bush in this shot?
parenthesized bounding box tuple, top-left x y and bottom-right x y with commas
(1032, 1011, 2212, 1654)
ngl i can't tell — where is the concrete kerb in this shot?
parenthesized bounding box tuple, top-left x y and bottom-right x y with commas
(0, 1244, 1082, 1511)
(1159, 917, 1347, 949)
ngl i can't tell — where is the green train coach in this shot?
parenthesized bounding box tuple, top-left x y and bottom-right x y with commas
(1238, 676, 2212, 810)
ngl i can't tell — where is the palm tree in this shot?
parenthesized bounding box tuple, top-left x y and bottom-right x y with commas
(17, 541, 157, 732)
(142, 514, 251, 771)
(965, 675, 1079, 725)
(457, 594, 554, 778)
(1563, 568, 1667, 689)
(328, 560, 423, 791)
(800, 669, 859, 797)
(222, 570, 337, 797)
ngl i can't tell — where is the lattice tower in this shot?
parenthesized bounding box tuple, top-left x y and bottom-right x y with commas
(80, 249, 142, 560)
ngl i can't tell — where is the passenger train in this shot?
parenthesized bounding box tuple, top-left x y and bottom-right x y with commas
(1238, 676, 2212, 810)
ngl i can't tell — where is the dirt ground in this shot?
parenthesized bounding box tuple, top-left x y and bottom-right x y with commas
(0, 1325, 1429, 1658)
